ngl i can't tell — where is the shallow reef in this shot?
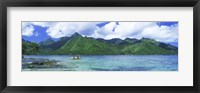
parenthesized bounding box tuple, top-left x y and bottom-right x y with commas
(22, 58, 63, 69)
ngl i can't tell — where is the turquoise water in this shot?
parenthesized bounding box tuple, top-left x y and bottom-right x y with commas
(22, 55, 178, 71)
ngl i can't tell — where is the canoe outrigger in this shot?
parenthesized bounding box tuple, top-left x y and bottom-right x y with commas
(72, 55, 81, 60)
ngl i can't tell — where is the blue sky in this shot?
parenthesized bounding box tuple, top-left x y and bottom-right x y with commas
(157, 22, 178, 26)
(22, 25, 50, 42)
(22, 22, 178, 47)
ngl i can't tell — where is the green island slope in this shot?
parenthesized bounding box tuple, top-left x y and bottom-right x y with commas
(22, 32, 178, 55)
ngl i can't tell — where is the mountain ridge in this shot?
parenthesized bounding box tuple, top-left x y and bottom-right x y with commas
(22, 32, 178, 55)
(39, 38, 55, 45)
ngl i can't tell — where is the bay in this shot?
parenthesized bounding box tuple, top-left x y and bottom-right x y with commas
(22, 55, 178, 71)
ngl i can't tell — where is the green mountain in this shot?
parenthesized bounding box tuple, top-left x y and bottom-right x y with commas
(39, 38, 55, 45)
(23, 32, 178, 55)
(96, 38, 140, 45)
(120, 38, 177, 55)
(124, 38, 140, 44)
(22, 40, 40, 55)
(39, 36, 71, 53)
(53, 32, 119, 55)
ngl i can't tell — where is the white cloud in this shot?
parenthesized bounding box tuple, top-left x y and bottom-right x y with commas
(22, 22, 51, 37)
(22, 22, 34, 36)
(91, 22, 156, 40)
(139, 24, 178, 42)
(46, 22, 98, 38)
(22, 22, 178, 42)
(31, 22, 52, 27)
(90, 22, 178, 42)
(89, 22, 117, 39)
(114, 22, 155, 37)
(97, 22, 116, 35)
(22, 22, 104, 38)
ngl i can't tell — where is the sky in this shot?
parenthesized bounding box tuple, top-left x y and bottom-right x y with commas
(22, 22, 178, 47)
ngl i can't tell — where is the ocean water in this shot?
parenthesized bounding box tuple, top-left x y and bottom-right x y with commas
(22, 55, 178, 71)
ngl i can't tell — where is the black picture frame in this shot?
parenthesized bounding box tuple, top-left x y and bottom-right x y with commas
(0, 0, 200, 93)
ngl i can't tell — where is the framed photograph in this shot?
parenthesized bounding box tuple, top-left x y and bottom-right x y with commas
(0, 0, 200, 93)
